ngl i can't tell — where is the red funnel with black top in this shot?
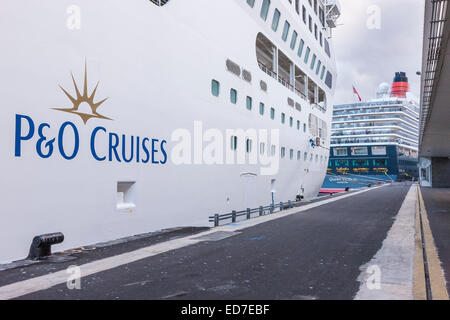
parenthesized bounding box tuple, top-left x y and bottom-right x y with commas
(390, 72, 409, 98)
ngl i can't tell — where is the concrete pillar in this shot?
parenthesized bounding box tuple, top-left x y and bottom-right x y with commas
(431, 157, 450, 188)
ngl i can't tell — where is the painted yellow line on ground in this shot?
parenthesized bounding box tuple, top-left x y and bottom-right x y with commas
(418, 187, 449, 300)
(0, 185, 387, 300)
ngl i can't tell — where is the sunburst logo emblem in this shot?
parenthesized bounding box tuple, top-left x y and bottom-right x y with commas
(53, 62, 111, 124)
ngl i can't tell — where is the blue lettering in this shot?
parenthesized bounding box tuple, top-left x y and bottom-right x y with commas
(14, 115, 169, 165)
(109, 133, 121, 162)
(14, 114, 35, 157)
(136, 136, 140, 163)
(160, 140, 167, 165)
(58, 122, 79, 160)
(122, 134, 134, 163)
(142, 138, 150, 163)
(36, 123, 55, 159)
(91, 126, 106, 161)
(151, 139, 159, 164)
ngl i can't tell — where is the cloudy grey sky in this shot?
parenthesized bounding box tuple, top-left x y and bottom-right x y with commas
(333, 0, 425, 104)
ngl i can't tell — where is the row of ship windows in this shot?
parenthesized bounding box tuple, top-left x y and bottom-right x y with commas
(247, 0, 330, 58)
(334, 101, 414, 110)
(230, 136, 326, 163)
(333, 115, 418, 127)
(212, 79, 307, 132)
(331, 138, 418, 149)
(332, 122, 419, 133)
(288, 0, 326, 29)
(331, 159, 389, 168)
(150, 0, 328, 58)
(333, 146, 387, 157)
(332, 130, 419, 142)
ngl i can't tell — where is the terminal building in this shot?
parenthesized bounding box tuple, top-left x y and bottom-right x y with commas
(322, 73, 420, 192)
(419, 0, 450, 188)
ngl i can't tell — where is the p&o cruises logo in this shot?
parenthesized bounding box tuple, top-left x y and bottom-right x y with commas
(14, 62, 168, 164)
(53, 62, 111, 124)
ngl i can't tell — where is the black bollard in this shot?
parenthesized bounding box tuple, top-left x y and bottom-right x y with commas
(28, 232, 64, 260)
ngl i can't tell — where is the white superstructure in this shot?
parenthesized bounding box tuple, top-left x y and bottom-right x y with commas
(0, 0, 339, 263)
(331, 84, 420, 157)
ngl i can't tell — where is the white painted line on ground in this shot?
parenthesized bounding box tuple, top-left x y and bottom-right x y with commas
(0, 185, 387, 300)
(355, 184, 416, 300)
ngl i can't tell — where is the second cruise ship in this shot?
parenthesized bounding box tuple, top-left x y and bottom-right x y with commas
(322, 72, 420, 193)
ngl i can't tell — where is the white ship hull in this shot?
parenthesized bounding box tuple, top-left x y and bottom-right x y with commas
(0, 0, 336, 263)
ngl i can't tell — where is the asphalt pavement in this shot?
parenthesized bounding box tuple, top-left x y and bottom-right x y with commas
(9, 184, 411, 300)
(421, 187, 450, 294)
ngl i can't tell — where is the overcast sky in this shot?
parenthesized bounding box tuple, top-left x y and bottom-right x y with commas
(333, 0, 425, 104)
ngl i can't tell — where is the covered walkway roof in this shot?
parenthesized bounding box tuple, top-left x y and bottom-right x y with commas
(420, 0, 450, 157)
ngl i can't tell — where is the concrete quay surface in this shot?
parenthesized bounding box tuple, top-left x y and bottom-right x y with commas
(0, 183, 447, 300)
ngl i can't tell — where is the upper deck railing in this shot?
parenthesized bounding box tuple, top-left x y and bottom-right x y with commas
(333, 107, 420, 119)
(258, 61, 309, 102)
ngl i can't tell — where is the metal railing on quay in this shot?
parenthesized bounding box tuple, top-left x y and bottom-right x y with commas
(208, 200, 303, 227)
